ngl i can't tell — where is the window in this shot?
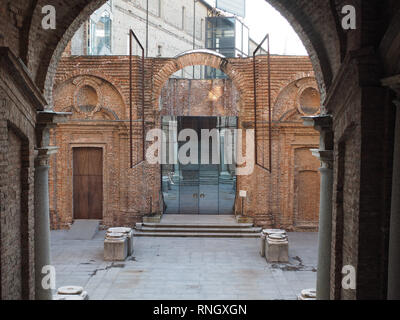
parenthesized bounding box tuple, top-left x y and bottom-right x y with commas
(299, 88, 321, 115)
(205, 16, 250, 78)
(158, 0, 162, 17)
(87, 1, 112, 56)
(182, 6, 186, 30)
(89, 10, 112, 55)
(200, 18, 204, 40)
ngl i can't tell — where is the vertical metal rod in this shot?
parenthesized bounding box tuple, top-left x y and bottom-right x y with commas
(129, 29, 145, 168)
(142, 46, 145, 161)
(193, 0, 196, 78)
(253, 48, 258, 165)
(267, 36, 272, 171)
(253, 33, 272, 172)
(130, 33, 133, 169)
(146, 0, 149, 57)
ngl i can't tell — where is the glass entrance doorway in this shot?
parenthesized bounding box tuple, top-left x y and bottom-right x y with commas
(162, 116, 237, 215)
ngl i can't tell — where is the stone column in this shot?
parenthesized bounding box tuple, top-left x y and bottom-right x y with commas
(388, 99, 400, 300)
(303, 115, 333, 300)
(314, 150, 333, 300)
(34, 149, 53, 300)
(33, 108, 70, 300)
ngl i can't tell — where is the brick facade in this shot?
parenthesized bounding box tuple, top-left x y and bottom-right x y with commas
(1, 0, 400, 300)
(49, 52, 321, 231)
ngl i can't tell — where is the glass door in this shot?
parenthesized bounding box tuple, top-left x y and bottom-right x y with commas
(198, 117, 219, 214)
(199, 164, 219, 214)
(161, 116, 237, 215)
(161, 116, 180, 214)
(218, 117, 237, 215)
(179, 164, 199, 214)
(177, 117, 200, 214)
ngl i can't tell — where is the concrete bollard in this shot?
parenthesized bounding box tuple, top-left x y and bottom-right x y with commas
(104, 232, 128, 261)
(265, 233, 289, 263)
(53, 286, 89, 300)
(260, 232, 267, 257)
(297, 289, 317, 300)
(263, 229, 287, 236)
(107, 227, 134, 256)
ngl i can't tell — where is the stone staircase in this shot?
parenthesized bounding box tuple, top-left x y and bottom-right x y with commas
(134, 221, 262, 238)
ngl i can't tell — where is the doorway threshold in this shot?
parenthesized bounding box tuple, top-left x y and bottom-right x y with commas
(161, 214, 236, 225)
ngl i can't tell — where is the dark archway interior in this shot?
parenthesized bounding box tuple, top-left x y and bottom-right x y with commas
(1, 0, 400, 300)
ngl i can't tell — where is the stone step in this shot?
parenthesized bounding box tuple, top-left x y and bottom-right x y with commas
(140, 222, 255, 229)
(138, 226, 262, 233)
(133, 231, 261, 238)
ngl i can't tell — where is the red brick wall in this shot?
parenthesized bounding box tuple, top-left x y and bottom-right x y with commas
(50, 53, 320, 231)
(160, 79, 239, 117)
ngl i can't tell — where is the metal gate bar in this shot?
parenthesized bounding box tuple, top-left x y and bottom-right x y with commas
(253, 33, 272, 172)
(130, 29, 145, 168)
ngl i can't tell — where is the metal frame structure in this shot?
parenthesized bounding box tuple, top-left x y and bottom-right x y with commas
(253, 33, 272, 172)
(129, 29, 145, 168)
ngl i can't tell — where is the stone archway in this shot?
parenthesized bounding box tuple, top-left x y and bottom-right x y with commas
(152, 50, 246, 105)
(152, 50, 244, 217)
(3, 0, 400, 301)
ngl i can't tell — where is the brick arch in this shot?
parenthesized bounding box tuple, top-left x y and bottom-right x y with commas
(273, 72, 316, 106)
(54, 71, 128, 118)
(152, 50, 245, 104)
(54, 69, 127, 108)
(273, 76, 319, 121)
(27, 0, 109, 106)
(266, 0, 342, 98)
(19, 0, 345, 108)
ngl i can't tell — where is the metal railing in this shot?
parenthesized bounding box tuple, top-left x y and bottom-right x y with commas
(253, 33, 272, 172)
(129, 29, 145, 168)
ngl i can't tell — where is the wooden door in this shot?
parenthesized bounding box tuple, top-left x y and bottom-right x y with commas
(73, 148, 103, 220)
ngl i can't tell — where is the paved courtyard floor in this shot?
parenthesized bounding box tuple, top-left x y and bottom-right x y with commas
(50, 231, 318, 300)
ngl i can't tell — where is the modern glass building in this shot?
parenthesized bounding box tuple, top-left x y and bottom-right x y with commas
(88, 1, 113, 55)
(205, 16, 249, 78)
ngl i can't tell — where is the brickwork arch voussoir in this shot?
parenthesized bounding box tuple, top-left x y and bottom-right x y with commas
(153, 52, 246, 103)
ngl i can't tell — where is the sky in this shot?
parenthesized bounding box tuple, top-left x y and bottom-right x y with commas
(205, 0, 308, 56)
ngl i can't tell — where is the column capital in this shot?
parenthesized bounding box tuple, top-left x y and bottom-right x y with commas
(312, 149, 334, 169)
(303, 115, 334, 151)
(36, 111, 71, 148)
(302, 115, 333, 133)
(35, 146, 59, 167)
